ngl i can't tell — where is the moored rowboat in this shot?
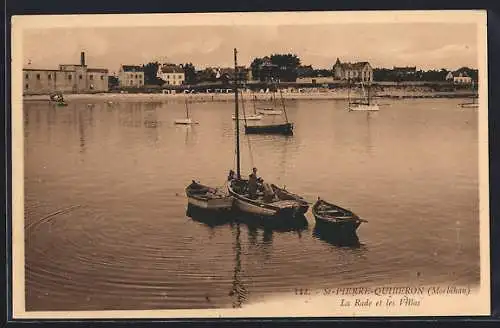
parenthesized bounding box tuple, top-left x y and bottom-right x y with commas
(312, 198, 366, 233)
(185, 181, 233, 210)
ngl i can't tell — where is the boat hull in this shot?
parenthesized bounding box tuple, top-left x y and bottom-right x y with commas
(175, 118, 197, 125)
(187, 195, 233, 210)
(232, 115, 263, 121)
(314, 217, 361, 233)
(228, 181, 301, 218)
(459, 103, 478, 108)
(244, 123, 293, 136)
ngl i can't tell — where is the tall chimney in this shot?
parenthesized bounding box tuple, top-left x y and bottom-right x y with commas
(80, 52, 85, 66)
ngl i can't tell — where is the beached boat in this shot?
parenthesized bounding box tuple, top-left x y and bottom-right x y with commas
(175, 99, 198, 125)
(312, 198, 367, 233)
(347, 81, 379, 112)
(227, 48, 303, 220)
(185, 180, 233, 210)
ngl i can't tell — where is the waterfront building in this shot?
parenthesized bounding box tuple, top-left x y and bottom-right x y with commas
(446, 71, 472, 84)
(119, 65, 145, 88)
(157, 64, 185, 86)
(23, 52, 109, 95)
(333, 58, 373, 83)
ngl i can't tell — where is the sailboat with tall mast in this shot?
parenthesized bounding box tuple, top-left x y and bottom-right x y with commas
(232, 92, 263, 121)
(175, 98, 198, 124)
(347, 79, 379, 112)
(227, 48, 303, 220)
(257, 89, 283, 115)
(244, 82, 294, 136)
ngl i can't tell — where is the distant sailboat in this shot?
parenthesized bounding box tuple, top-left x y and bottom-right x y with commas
(257, 90, 283, 115)
(347, 80, 379, 112)
(244, 82, 294, 136)
(232, 94, 263, 121)
(174, 98, 198, 125)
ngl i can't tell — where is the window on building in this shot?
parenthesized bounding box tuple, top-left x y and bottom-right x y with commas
(130, 80, 133, 85)
(79, 75, 83, 80)
(179, 75, 182, 79)
(48, 74, 52, 80)
(68, 75, 72, 80)
(90, 75, 93, 80)
(101, 76, 104, 80)
(25, 84, 29, 89)
(135, 74, 138, 79)
(36, 74, 40, 80)
(25, 73, 29, 79)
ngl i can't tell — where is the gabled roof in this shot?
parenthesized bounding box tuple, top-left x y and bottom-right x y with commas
(334, 59, 371, 71)
(450, 71, 470, 78)
(121, 65, 143, 72)
(159, 65, 184, 74)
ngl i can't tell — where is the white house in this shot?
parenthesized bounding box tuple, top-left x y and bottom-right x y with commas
(157, 64, 185, 86)
(333, 58, 373, 83)
(446, 71, 472, 84)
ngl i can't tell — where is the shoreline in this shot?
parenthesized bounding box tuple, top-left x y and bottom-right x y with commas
(22, 90, 475, 103)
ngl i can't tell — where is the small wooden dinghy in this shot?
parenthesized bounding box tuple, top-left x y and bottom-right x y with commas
(312, 198, 366, 233)
(185, 181, 233, 210)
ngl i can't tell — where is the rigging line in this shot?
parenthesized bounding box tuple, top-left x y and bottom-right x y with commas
(278, 83, 289, 123)
(240, 90, 248, 127)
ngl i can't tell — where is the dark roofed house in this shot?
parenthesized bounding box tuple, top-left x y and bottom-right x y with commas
(333, 58, 373, 82)
(119, 64, 145, 88)
(157, 64, 185, 86)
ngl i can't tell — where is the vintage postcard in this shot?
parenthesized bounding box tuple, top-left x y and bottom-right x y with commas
(11, 10, 489, 319)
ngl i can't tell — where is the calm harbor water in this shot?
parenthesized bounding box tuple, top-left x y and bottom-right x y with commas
(24, 97, 480, 311)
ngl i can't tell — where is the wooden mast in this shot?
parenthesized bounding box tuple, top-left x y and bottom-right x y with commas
(234, 48, 241, 179)
(185, 98, 189, 118)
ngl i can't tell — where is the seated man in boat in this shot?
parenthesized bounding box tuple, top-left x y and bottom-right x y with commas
(227, 169, 236, 181)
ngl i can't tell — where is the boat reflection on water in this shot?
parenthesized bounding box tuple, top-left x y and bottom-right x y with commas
(234, 212, 309, 233)
(185, 203, 235, 228)
(312, 223, 361, 248)
(186, 202, 309, 232)
(228, 222, 247, 308)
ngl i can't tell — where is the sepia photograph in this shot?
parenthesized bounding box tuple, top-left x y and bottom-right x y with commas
(11, 11, 489, 318)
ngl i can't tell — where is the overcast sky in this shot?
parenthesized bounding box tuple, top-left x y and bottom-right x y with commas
(22, 23, 478, 74)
